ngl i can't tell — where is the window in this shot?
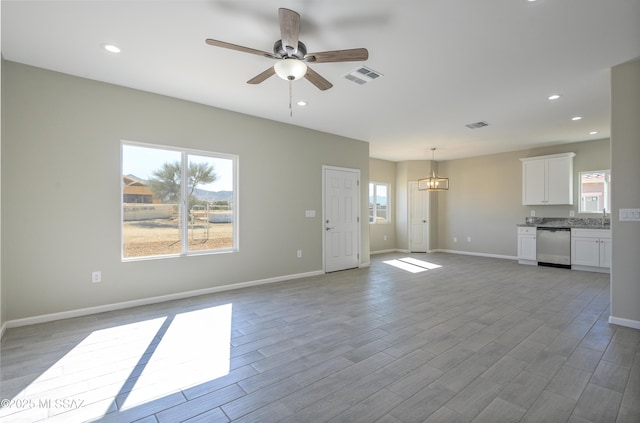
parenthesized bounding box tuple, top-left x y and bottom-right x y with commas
(579, 170, 611, 214)
(369, 182, 390, 223)
(121, 142, 237, 260)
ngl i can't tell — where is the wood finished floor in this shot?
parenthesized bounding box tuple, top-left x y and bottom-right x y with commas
(1, 252, 639, 423)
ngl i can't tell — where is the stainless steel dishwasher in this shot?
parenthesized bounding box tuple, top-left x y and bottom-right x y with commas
(537, 227, 571, 268)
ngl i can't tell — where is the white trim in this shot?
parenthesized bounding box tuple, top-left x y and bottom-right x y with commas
(432, 249, 518, 261)
(368, 181, 391, 225)
(609, 316, 640, 330)
(370, 249, 402, 255)
(322, 165, 362, 272)
(571, 264, 610, 274)
(519, 152, 576, 162)
(4, 270, 323, 330)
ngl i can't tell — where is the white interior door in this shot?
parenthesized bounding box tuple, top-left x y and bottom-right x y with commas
(324, 167, 360, 272)
(409, 181, 429, 252)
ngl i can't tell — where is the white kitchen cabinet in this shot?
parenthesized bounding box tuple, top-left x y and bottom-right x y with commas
(571, 228, 611, 272)
(599, 237, 612, 268)
(517, 227, 537, 265)
(521, 153, 575, 205)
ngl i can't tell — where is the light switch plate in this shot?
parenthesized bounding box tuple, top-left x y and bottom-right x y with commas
(305, 210, 316, 218)
(620, 208, 640, 221)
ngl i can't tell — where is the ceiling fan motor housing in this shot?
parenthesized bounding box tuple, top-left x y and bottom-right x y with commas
(273, 40, 307, 59)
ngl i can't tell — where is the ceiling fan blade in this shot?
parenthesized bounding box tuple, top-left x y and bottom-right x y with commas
(305, 48, 369, 63)
(278, 8, 301, 56)
(304, 67, 333, 91)
(205, 38, 277, 59)
(247, 67, 276, 84)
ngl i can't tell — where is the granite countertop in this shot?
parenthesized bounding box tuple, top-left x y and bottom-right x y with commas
(517, 217, 610, 229)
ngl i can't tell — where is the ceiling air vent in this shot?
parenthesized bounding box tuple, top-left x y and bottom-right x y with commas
(465, 121, 489, 129)
(345, 66, 383, 85)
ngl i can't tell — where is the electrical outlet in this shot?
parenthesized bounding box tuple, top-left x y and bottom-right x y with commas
(297, 250, 302, 258)
(530, 210, 536, 217)
(384, 235, 387, 241)
(569, 210, 575, 217)
(453, 237, 457, 243)
(92, 271, 101, 283)
(467, 237, 472, 243)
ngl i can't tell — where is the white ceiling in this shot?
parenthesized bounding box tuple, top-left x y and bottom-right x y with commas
(2, 0, 639, 161)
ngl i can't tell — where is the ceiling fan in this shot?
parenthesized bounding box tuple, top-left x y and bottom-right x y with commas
(205, 8, 369, 91)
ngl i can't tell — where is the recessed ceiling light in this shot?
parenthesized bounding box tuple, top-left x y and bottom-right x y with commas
(103, 44, 121, 53)
(548, 94, 561, 100)
(571, 116, 582, 121)
(297, 100, 308, 106)
(589, 131, 599, 135)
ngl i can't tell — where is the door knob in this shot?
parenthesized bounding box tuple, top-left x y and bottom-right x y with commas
(326, 227, 334, 231)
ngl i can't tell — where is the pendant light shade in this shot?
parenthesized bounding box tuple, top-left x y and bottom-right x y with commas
(274, 58, 308, 81)
(418, 148, 449, 191)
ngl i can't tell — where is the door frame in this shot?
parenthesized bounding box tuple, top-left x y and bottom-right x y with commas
(322, 165, 361, 273)
(408, 181, 430, 253)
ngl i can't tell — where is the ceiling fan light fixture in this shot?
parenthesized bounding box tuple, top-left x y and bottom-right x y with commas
(274, 59, 308, 81)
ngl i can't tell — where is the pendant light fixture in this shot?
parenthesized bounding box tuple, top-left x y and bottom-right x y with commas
(418, 148, 449, 191)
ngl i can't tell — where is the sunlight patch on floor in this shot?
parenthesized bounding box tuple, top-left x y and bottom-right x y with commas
(2, 304, 233, 421)
(4, 317, 166, 421)
(400, 257, 442, 270)
(383, 257, 442, 273)
(120, 303, 232, 410)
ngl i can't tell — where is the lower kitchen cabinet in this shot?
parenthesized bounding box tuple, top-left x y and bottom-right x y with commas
(517, 227, 537, 264)
(571, 228, 611, 272)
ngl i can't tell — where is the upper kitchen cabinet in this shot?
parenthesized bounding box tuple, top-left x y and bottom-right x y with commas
(520, 152, 575, 205)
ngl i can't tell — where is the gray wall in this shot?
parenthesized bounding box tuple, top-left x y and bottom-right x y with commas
(369, 158, 396, 253)
(1, 61, 370, 322)
(436, 139, 611, 257)
(611, 59, 640, 325)
(368, 139, 610, 258)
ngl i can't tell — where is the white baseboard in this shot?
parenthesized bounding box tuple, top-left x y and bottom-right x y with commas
(571, 264, 610, 274)
(432, 249, 518, 261)
(609, 316, 640, 330)
(4, 270, 324, 331)
(370, 249, 404, 255)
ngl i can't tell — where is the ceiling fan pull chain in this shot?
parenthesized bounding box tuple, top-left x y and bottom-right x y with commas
(289, 80, 293, 117)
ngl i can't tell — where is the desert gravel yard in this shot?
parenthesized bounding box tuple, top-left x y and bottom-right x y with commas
(123, 218, 233, 258)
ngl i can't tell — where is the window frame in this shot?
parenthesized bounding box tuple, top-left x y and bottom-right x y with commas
(121, 141, 238, 261)
(578, 169, 611, 214)
(369, 181, 391, 224)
